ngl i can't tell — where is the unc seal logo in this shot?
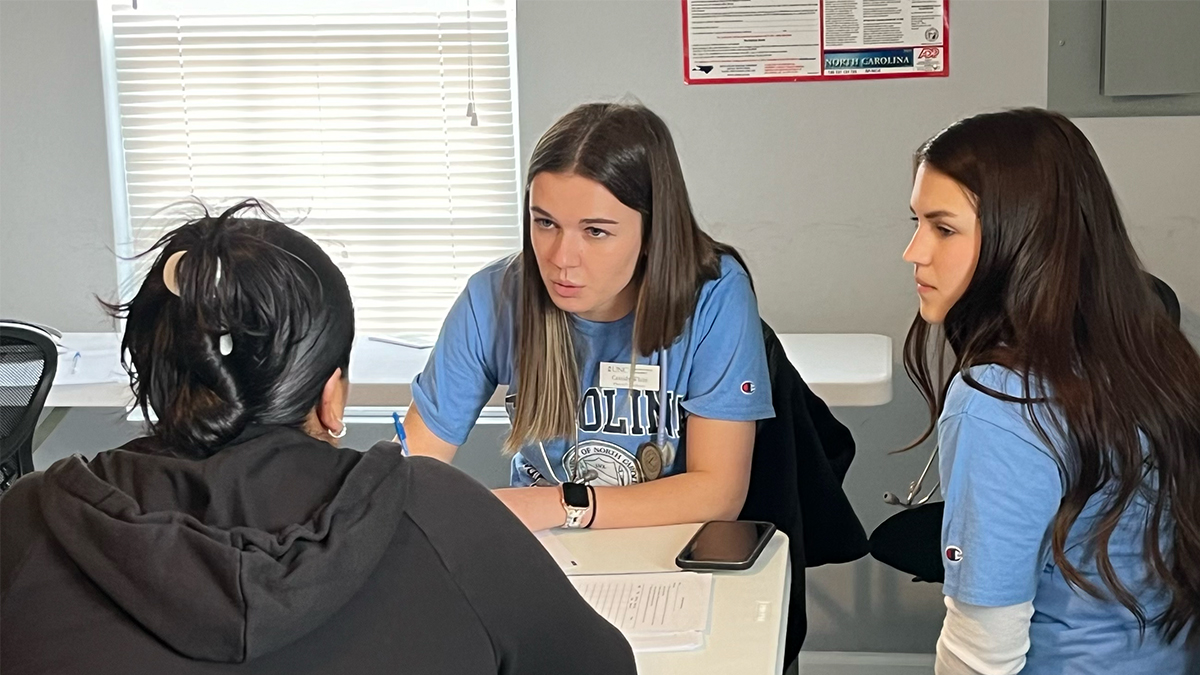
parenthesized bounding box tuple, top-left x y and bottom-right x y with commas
(563, 440, 644, 486)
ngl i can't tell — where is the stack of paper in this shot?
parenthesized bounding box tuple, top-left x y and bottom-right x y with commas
(568, 572, 713, 652)
(53, 335, 127, 386)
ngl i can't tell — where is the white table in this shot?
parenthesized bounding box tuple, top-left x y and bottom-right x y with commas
(777, 333, 892, 407)
(550, 523, 791, 675)
(46, 331, 892, 409)
(37, 330, 891, 449)
(44, 332, 490, 409)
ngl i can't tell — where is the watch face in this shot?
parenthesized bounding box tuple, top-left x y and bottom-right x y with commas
(562, 482, 589, 508)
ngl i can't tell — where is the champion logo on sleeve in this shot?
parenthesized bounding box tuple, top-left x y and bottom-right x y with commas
(945, 546, 963, 563)
(741, 381, 756, 394)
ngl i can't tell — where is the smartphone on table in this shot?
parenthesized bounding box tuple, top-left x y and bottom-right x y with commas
(675, 520, 776, 571)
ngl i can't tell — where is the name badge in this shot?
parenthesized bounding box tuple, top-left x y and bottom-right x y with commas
(598, 362, 661, 391)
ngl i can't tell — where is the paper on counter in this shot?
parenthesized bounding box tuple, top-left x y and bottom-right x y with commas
(568, 571, 713, 652)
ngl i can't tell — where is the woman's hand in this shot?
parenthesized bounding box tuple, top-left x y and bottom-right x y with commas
(492, 486, 569, 531)
(401, 402, 459, 462)
(491, 415, 755, 531)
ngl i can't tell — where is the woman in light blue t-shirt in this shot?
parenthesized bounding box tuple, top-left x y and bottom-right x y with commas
(903, 108, 1200, 674)
(405, 103, 774, 532)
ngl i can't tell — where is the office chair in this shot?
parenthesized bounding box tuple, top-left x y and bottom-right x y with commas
(1149, 274, 1181, 327)
(869, 272, 1184, 583)
(0, 321, 59, 493)
(739, 321, 869, 662)
(673, 320, 868, 662)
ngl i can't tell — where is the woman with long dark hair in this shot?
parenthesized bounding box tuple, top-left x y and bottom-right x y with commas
(0, 201, 635, 674)
(404, 102, 774, 530)
(903, 108, 1200, 673)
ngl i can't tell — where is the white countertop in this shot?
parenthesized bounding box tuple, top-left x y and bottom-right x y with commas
(550, 523, 791, 674)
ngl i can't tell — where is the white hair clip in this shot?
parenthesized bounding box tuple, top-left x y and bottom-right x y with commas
(213, 256, 231, 355)
(164, 249, 232, 355)
(162, 250, 187, 296)
(163, 251, 225, 296)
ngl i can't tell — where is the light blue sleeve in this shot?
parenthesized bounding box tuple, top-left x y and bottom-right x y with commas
(939, 411, 1064, 607)
(679, 265, 775, 422)
(410, 277, 500, 447)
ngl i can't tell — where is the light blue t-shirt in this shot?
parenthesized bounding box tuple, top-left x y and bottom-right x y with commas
(939, 364, 1192, 674)
(412, 254, 775, 487)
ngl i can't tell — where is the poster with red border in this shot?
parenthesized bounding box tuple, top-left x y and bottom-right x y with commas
(683, 0, 949, 84)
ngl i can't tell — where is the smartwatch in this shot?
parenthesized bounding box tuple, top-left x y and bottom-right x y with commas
(560, 482, 590, 529)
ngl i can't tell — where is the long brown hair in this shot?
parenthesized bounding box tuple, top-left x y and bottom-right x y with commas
(507, 102, 748, 451)
(904, 108, 1200, 641)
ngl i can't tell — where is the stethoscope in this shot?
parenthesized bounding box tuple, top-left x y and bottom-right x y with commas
(538, 349, 671, 485)
(883, 444, 940, 508)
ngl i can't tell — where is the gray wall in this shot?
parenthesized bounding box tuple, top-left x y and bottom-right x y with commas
(0, 0, 118, 331)
(1074, 115, 1200, 341)
(515, 2, 1200, 653)
(4, 0, 1199, 657)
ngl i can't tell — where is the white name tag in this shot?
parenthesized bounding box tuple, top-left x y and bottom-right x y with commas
(598, 362, 661, 391)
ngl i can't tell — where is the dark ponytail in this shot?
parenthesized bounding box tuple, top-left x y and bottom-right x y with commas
(105, 200, 354, 458)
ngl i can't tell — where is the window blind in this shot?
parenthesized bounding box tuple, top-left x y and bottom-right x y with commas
(103, 0, 520, 335)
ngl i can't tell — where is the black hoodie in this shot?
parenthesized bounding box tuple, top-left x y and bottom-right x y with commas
(0, 426, 635, 674)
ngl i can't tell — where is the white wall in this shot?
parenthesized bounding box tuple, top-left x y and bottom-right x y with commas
(3, 0, 1198, 656)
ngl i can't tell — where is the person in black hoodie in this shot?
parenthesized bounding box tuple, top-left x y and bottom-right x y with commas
(0, 200, 636, 675)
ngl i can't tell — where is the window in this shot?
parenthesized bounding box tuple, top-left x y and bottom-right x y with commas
(99, 0, 520, 336)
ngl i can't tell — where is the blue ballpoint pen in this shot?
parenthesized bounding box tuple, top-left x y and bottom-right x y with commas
(392, 412, 411, 456)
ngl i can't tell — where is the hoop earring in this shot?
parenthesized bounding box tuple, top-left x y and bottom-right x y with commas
(328, 420, 347, 439)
